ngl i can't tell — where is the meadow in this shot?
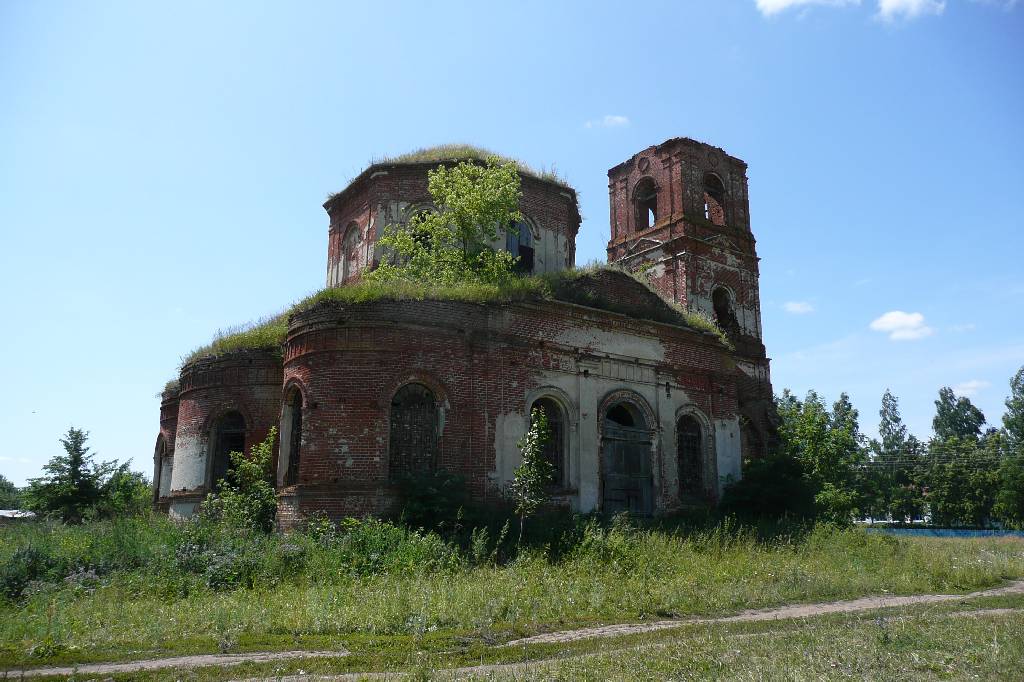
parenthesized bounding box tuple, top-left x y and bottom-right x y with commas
(2, 512, 1023, 674)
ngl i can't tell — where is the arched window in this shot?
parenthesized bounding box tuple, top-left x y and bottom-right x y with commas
(154, 435, 172, 501)
(506, 220, 535, 274)
(677, 415, 703, 497)
(703, 173, 726, 226)
(389, 383, 438, 478)
(530, 397, 566, 487)
(342, 223, 360, 282)
(712, 287, 739, 336)
(282, 388, 303, 486)
(211, 411, 245, 489)
(634, 178, 658, 230)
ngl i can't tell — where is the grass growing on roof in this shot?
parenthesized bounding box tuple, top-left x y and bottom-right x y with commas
(181, 266, 729, 365)
(182, 312, 289, 365)
(325, 144, 572, 205)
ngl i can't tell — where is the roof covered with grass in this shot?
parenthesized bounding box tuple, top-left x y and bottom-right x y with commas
(325, 144, 574, 210)
(179, 267, 728, 369)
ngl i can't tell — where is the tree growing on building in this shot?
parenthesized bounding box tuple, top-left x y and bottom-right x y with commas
(509, 408, 554, 544)
(369, 156, 523, 286)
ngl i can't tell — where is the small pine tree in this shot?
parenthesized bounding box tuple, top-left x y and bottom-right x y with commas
(509, 408, 554, 545)
(25, 427, 118, 523)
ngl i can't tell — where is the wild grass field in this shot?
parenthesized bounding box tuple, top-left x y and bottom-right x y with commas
(2, 512, 1023, 675)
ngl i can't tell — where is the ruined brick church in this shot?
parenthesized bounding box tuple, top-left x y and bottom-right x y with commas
(154, 137, 776, 527)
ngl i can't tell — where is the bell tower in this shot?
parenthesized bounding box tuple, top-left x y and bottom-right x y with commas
(606, 137, 775, 458)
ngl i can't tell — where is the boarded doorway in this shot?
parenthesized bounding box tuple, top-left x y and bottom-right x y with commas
(602, 402, 653, 515)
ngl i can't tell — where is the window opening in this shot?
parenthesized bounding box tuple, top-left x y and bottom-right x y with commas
(634, 179, 658, 230)
(677, 415, 703, 497)
(703, 173, 726, 226)
(506, 220, 535, 274)
(389, 384, 438, 478)
(284, 389, 302, 486)
(342, 224, 360, 282)
(531, 397, 565, 487)
(211, 411, 245, 490)
(712, 287, 740, 336)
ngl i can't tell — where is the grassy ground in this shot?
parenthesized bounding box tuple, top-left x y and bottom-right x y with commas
(2, 514, 1022, 673)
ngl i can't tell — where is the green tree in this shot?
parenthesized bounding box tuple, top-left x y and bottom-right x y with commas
(204, 427, 278, 533)
(775, 390, 866, 524)
(24, 427, 133, 523)
(877, 388, 908, 458)
(925, 436, 998, 527)
(865, 390, 925, 523)
(509, 408, 554, 544)
(993, 455, 1024, 529)
(369, 157, 523, 286)
(1003, 366, 1024, 455)
(0, 474, 22, 509)
(932, 387, 986, 441)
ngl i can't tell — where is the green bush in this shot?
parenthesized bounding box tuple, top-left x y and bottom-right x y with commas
(719, 454, 817, 520)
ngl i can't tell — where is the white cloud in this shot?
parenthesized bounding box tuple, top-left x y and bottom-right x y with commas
(755, 0, 860, 15)
(877, 0, 945, 21)
(869, 310, 935, 341)
(584, 115, 630, 129)
(784, 301, 815, 314)
(953, 379, 991, 397)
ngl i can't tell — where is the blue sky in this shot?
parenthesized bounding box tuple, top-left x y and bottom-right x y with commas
(1, 0, 1022, 485)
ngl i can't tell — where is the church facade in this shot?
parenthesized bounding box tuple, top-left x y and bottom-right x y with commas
(154, 138, 776, 527)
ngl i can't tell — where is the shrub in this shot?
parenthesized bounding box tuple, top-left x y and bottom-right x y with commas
(392, 469, 473, 534)
(204, 428, 278, 533)
(719, 454, 817, 520)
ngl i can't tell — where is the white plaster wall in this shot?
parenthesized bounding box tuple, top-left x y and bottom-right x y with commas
(168, 432, 208, 495)
(553, 327, 665, 363)
(713, 417, 742, 495)
(491, 345, 730, 514)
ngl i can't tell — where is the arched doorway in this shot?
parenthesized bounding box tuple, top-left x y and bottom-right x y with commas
(210, 411, 245, 489)
(601, 401, 653, 515)
(389, 383, 438, 478)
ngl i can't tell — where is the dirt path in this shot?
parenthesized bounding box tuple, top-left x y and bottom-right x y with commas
(502, 579, 1024, 647)
(0, 648, 350, 679)
(6, 581, 1023, 679)
(238, 606, 1024, 681)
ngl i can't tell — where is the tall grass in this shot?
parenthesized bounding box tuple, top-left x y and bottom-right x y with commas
(1, 513, 1022, 666)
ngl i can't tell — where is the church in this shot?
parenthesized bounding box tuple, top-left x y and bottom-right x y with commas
(153, 137, 776, 528)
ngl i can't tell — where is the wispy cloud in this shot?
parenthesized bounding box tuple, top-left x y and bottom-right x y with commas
(755, 0, 860, 15)
(948, 323, 976, 333)
(869, 310, 935, 341)
(584, 115, 630, 129)
(784, 301, 815, 314)
(877, 0, 945, 21)
(953, 379, 991, 397)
